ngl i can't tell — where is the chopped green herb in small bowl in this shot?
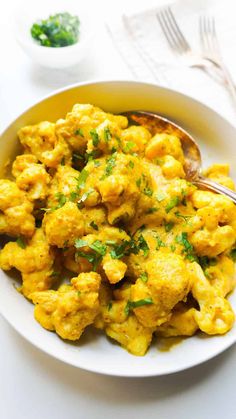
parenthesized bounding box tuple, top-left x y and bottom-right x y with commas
(14, 4, 94, 68)
(31, 12, 80, 48)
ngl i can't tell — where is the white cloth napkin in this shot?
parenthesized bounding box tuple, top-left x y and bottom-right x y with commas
(106, 0, 236, 124)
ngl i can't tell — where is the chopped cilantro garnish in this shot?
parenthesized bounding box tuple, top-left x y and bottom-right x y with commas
(136, 178, 141, 188)
(89, 240, 107, 256)
(16, 237, 26, 249)
(138, 234, 149, 257)
(175, 211, 192, 223)
(74, 238, 106, 271)
(125, 298, 153, 315)
(77, 291, 81, 297)
(140, 272, 148, 283)
(101, 154, 116, 179)
(76, 169, 89, 189)
(107, 302, 113, 311)
(90, 129, 99, 147)
(104, 127, 112, 142)
(175, 232, 197, 261)
(156, 236, 165, 250)
(230, 249, 236, 262)
(165, 196, 180, 213)
(143, 187, 153, 197)
(74, 128, 84, 137)
(90, 221, 98, 231)
(128, 161, 135, 169)
(55, 192, 67, 209)
(74, 239, 88, 249)
(31, 12, 80, 48)
(77, 188, 94, 207)
(198, 256, 217, 270)
(69, 191, 79, 202)
(124, 141, 135, 153)
(110, 239, 139, 259)
(60, 157, 65, 166)
(170, 244, 176, 252)
(146, 207, 158, 214)
(94, 160, 101, 167)
(164, 221, 174, 232)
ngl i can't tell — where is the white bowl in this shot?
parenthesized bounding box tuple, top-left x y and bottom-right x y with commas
(13, 0, 94, 69)
(0, 80, 236, 377)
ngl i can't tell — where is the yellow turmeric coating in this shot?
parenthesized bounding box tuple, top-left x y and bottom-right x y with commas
(0, 103, 235, 356)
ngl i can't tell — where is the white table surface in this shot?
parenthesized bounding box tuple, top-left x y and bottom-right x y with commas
(0, 1, 236, 418)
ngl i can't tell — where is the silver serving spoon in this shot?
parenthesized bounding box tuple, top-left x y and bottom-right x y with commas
(123, 111, 236, 204)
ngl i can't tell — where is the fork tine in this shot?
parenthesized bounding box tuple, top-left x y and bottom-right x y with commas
(157, 7, 189, 54)
(157, 10, 178, 53)
(165, 7, 190, 52)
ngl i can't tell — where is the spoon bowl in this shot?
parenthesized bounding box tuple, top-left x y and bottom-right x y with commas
(123, 110, 236, 203)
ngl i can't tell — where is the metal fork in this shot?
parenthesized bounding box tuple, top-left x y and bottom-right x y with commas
(156, 7, 223, 83)
(199, 15, 236, 107)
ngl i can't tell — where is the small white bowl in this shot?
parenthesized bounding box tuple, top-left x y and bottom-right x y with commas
(13, 1, 94, 69)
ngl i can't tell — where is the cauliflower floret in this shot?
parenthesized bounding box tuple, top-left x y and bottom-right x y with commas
(156, 304, 198, 337)
(43, 201, 85, 248)
(47, 165, 79, 208)
(0, 228, 55, 298)
(106, 315, 153, 356)
(12, 154, 51, 201)
(145, 133, 185, 164)
(18, 121, 71, 168)
(205, 256, 236, 297)
(102, 253, 127, 284)
(96, 153, 144, 223)
(190, 226, 235, 257)
(30, 272, 101, 340)
(189, 262, 235, 334)
(55, 103, 127, 152)
(121, 125, 151, 154)
(0, 179, 35, 237)
(130, 252, 191, 328)
(204, 164, 235, 190)
(96, 282, 153, 356)
(160, 155, 185, 179)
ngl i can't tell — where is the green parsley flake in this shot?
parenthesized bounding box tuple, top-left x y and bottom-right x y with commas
(107, 302, 113, 311)
(146, 207, 158, 214)
(156, 236, 165, 250)
(136, 178, 141, 188)
(74, 128, 84, 137)
(129, 161, 135, 169)
(124, 141, 135, 153)
(165, 196, 180, 213)
(55, 192, 67, 209)
(230, 249, 236, 262)
(102, 154, 116, 179)
(76, 169, 89, 189)
(104, 127, 112, 142)
(90, 221, 98, 231)
(16, 237, 26, 249)
(138, 234, 149, 257)
(90, 129, 99, 147)
(125, 298, 153, 315)
(140, 272, 148, 282)
(164, 221, 174, 232)
(143, 187, 153, 197)
(175, 232, 197, 261)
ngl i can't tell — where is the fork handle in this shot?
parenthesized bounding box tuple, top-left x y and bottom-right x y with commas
(221, 63, 236, 106)
(193, 176, 236, 204)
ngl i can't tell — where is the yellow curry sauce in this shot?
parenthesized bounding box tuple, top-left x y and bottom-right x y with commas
(0, 103, 235, 356)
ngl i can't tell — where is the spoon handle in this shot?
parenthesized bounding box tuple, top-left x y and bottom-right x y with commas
(193, 176, 236, 204)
